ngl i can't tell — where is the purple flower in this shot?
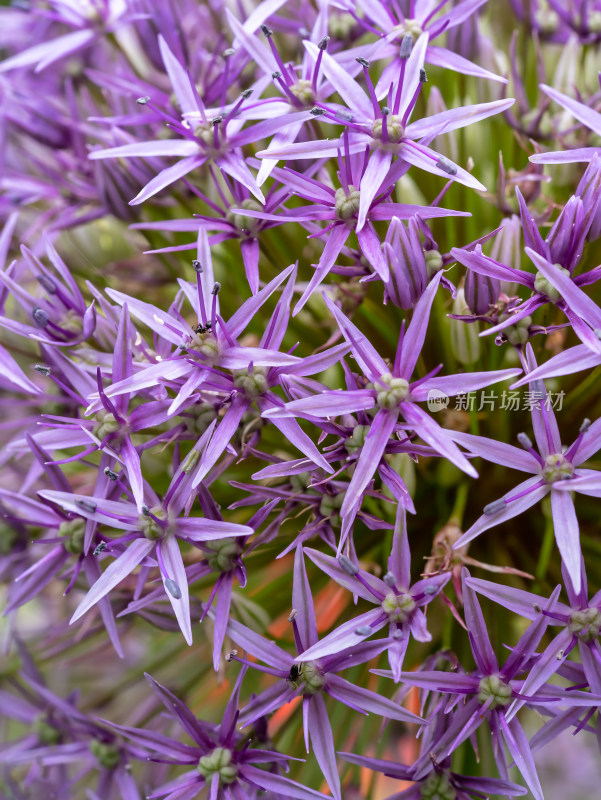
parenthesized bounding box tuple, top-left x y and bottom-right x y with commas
(221, 545, 420, 799)
(257, 34, 514, 230)
(265, 273, 520, 533)
(451, 344, 601, 588)
(39, 458, 253, 646)
(106, 668, 330, 800)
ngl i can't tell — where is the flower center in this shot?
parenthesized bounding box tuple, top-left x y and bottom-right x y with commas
(197, 747, 238, 785)
(393, 18, 423, 40)
(194, 122, 215, 146)
(568, 607, 601, 641)
(290, 79, 316, 105)
(345, 424, 370, 453)
(89, 740, 121, 769)
(542, 453, 574, 484)
(420, 770, 457, 800)
(477, 674, 512, 709)
(334, 185, 361, 220)
(371, 373, 409, 408)
(372, 114, 405, 144)
(60, 518, 86, 555)
(226, 198, 263, 233)
(185, 401, 217, 435)
(382, 591, 416, 622)
(319, 493, 344, 526)
(234, 366, 269, 398)
(189, 329, 219, 359)
(93, 409, 121, 440)
(138, 507, 168, 540)
(300, 661, 326, 694)
(533, 264, 569, 303)
(205, 537, 243, 572)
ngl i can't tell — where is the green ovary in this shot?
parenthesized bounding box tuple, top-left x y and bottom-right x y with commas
(197, 747, 238, 784)
(569, 607, 601, 641)
(477, 674, 512, 709)
(420, 771, 456, 800)
(382, 591, 415, 622)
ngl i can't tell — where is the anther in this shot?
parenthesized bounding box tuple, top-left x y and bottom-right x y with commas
(383, 572, 396, 587)
(136, 96, 150, 105)
(165, 578, 182, 599)
(436, 156, 458, 176)
(382, 106, 390, 116)
(212, 116, 222, 126)
(288, 609, 298, 622)
(392, 629, 403, 639)
(400, 35, 413, 59)
(32, 307, 49, 328)
(212, 282, 221, 295)
(37, 275, 57, 294)
(517, 432, 533, 450)
(241, 88, 253, 99)
(261, 25, 272, 37)
(355, 625, 372, 635)
(34, 364, 51, 375)
(223, 48, 235, 57)
(272, 71, 282, 79)
(580, 418, 591, 433)
(75, 499, 97, 513)
(355, 57, 370, 68)
(141, 505, 151, 516)
(192, 259, 203, 273)
(318, 36, 329, 50)
(104, 467, 118, 481)
(483, 499, 506, 515)
(94, 542, 107, 556)
(557, 649, 565, 659)
(533, 603, 541, 613)
(225, 650, 238, 662)
(310, 107, 326, 116)
(419, 68, 427, 82)
(339, 554, 359, 575)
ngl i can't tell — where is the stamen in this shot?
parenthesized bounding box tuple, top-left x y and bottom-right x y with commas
(136, 96, 150, 105)
(32, 307, 49, 328)
(104, 467, 118, 481)
(436, 156, 458, 176)
(339, 554, 358, 575)
(165, 578, 182, 599)
(75, 499, 97, 513)
(312, 36, 329, 90)
(93, 542, 107, 556)
(34, 364, 51, 375)
(37, 275, 57, 294)
(399, 34, 413, 59)
(517, 432, 533, 450)
(483, 499, 506, 515)
(355, 625, 372, 635)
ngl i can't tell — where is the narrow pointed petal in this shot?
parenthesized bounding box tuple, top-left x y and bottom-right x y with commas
(308, 694, 341, 800)
(462, 572, 499, 674)
(455, 477, 549, 548)
(292, 547, 318, 651)
(161, 536, 192, 646)
(340, 408, 398, 519)
(71, 539, 155, 623)
(398, 271, 442, 378)
(550, 489, 582, 591)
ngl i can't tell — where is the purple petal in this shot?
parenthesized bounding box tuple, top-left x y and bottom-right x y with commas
(292, 547, 318, 652)
(71, 539, 155, 623)
(550, 489, 582, 591)
(540, 83, 601, 137)
(462, 571, 499, 674)
(308, 694, 341, 800)
(399, 271, 442, 378)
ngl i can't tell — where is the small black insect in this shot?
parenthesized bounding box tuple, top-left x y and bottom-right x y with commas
(287, 664, 303, 686)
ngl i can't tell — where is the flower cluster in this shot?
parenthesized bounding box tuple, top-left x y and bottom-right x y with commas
(3, 1, 601, 798)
